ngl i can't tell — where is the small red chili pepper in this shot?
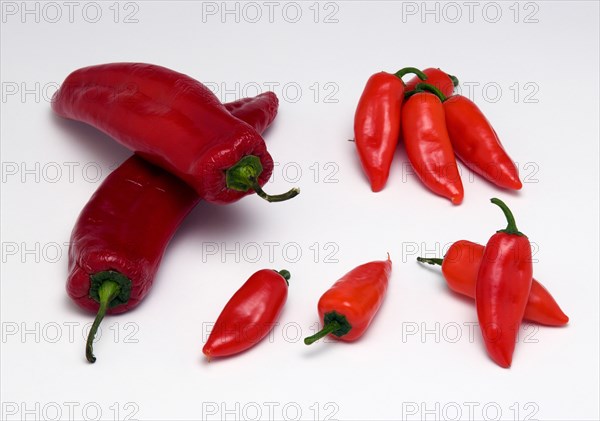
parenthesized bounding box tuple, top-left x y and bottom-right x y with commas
(203, 269, 290, 359)
(477, 198, 533, 368)
(417, 240, 568, 326)
(443, 95, 522, 190)
(52, 63, 298, 204)
(401, 83, 464, 204)
(304, 256, 392, 345)
(354, 67, 427, 192)
(405, 67, 458, 97)
(69, 94, 279, 363)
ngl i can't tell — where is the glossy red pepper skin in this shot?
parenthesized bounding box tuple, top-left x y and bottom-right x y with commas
(354, 72, 405, 192)
(68, 95, 278, 362)
(402, 92, 464, 204)
(52, 63, 276, 204)
(444, 95, 522, 190)
(304, 257, 392, 344)
(477, 199, 532, 368)
(405, 68, 457, 97)
(203, 269, 289, 359)
(224, 92, 279, 133)
(418, 240, 568, 326)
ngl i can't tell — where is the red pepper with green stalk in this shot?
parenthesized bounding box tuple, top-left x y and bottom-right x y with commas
(203, 269, 290, 359)
(402, 83, 464, 204)
(477, 198, 533, 368)
(52, 63, 298, 204)
(67, 93, 279, 363)
(354, 67, 427, 192)
(443, 95, 522, 190)
(417, 240, 568, 326)
(405, 67, 458, 97)
(304, 256, 391, 345)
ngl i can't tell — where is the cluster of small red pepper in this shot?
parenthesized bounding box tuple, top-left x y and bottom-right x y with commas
(206, 197, 571, 367)
(418, 199, 568, 367)
(354, 67, 521, 204)
(204, 256, 392, 358)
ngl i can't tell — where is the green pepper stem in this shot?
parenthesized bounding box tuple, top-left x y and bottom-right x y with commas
(86, 281, 120, 363)
(414, 83, 447, 102)
(251, 179, 300, 203)
(394, 67, 428, 82)
(491, 197, 524, 236)
(304, 321, 341, 345)
(404, 90, 421, 100)
(278, 269, 291, 286)
(417, 257, 443, 266)
(226, 155, 300, 203)
(449, 74, 459, 87)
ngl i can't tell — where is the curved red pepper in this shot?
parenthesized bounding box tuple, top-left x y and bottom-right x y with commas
(203, 269, 289, 359)
(69, 94, 279, 363)
(477, 198, 532, 368)
(354, 68, 426, 192)
(401, 84, 464, 204)
(443, 95, 522, 190)
(417, 240, 568, 326)
(304, 256, 391, 345)
(52, 63, 298, 204)
(405, 67, 458, 97)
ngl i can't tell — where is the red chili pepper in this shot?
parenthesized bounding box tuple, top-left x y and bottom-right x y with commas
(69, 94, 279, 363)
(354, 67, 427, 192)
(417, 240, 568, 326)
(52, 63, 298, 204)
(203, 269, 290, 359)
(444, 95, 521, 190)
(477, 198, 533, 368)
(304, 256, 391, 345)
(405, 67, 458, 97)
(401, 84, 464, 204)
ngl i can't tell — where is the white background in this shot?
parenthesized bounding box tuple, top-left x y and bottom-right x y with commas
(1, 1, 599, 420)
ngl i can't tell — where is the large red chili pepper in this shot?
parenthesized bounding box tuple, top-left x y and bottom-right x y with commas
(443, 95, 522, 190)
(477, 198, 533, 368)
(405, 67, 458, 97)
(354, 67, 427, 192)
(417, 240, 568, 326)
(69, 94, 279, 363)
(304, 256, 391, 345)
(203, 269, 290, 359)
(52, 63, 298, 204)
(401, 84, 464, 204)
